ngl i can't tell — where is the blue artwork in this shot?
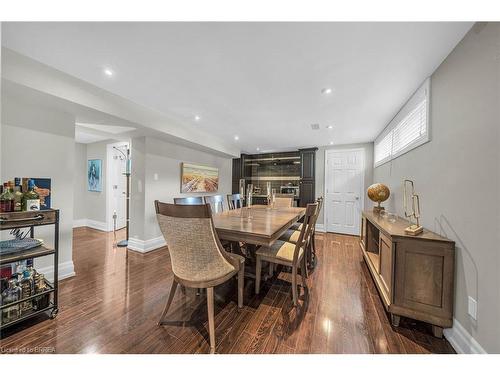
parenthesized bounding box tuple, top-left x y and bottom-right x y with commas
(87, 159, 102, 192)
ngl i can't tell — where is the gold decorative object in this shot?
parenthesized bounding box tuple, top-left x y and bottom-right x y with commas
(367, 183, 390, 213)
(403, 179, 423, 235)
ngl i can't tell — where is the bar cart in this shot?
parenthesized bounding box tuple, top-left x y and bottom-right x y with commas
(0, 209, 59, 335)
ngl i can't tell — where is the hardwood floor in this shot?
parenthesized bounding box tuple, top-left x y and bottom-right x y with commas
(0, 227, 455, 354)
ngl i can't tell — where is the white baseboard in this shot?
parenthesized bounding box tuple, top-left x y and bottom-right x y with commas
(37, 260, 75, 283)
(73, 219, 109, 232)
(127, 236, 166, 253)
(444, 319, 487, 354)
(315, 224, 325, 233)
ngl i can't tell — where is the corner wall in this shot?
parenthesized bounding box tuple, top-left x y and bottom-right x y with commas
(373, 23, 500, 353)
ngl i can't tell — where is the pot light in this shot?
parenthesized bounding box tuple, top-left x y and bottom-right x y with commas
(326, 125, 333, 129)
(256, 147, 260, 151)
(234, 135, 239, 141)
(194, 115, 201, 121)
(104, 68, 114, 77)
(329, 141, 334, 145)
(321, 87, 332, 95)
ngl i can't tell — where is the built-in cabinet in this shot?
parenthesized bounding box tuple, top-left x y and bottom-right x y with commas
(232, 148, 317, 207)
(360, 210, 455, 337)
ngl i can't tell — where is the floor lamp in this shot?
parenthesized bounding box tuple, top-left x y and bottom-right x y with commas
(114, 145, 131, 248)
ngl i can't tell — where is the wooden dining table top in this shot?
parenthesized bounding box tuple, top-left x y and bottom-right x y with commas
(212, 205, 306, 246)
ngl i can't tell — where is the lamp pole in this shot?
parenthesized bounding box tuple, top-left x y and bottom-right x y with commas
(114, 146, 130, 248)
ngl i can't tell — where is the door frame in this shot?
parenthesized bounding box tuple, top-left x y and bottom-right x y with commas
(106, 140, 130, 232)
(323, 147, 365, 235)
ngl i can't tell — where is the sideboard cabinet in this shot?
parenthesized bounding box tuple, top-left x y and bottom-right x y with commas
(360, 210, 455, 337)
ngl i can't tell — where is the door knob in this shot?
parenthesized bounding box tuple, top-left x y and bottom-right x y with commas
(355, 196, 359, 200)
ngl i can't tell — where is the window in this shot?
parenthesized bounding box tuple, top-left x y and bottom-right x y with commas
(374, 78, 430, 167)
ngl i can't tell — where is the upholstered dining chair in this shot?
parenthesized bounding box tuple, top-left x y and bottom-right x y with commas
(255, 202, 318, 306)
(154, 201, 245, 353)
(227, 193, 243, 210)
(279, 198, 323, 274)
(204, 195, 225, 214)
(173, 196, 204, 205)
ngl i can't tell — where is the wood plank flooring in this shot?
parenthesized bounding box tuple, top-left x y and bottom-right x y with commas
(0, 227, 455, 354)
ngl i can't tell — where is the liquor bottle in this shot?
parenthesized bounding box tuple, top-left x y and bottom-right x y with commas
(0, 182, 14, 212)
(19, 270, 35, 314)
(13, 178, 23, 212)
(1, 279, 21, 324)
(22, 179, 40, 211)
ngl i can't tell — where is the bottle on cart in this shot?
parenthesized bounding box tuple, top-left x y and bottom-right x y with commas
(1, 279, 22, 324)
(13, 178, 23, 212)
(0, 182, 14, 212)
(19, 270, 35, 314)
(22, 179, 40, 211)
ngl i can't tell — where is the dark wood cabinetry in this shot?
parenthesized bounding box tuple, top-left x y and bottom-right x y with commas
(231, 148, 317, 206)
(360, 210, 455, 337)
(298, 147, 317, 207)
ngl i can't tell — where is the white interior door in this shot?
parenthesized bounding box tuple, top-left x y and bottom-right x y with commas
(110, 146, 127, 230)
(325, 149, 364, 235)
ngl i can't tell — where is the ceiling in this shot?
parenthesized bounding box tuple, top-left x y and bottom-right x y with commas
(1, 22, 472, 153)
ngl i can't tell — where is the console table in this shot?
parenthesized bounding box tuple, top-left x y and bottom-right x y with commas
(360, 210, 455, 337)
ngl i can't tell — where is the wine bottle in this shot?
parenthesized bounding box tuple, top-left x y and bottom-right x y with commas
(0, 182, 14, 212)
(13, 178, 23, 212)
(22, 179, 40, 211)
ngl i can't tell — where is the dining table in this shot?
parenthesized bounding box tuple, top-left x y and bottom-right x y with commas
(212, 204, 306, 247)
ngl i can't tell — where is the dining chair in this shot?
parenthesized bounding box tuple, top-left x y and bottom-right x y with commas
(255, 202, 318, 305)
(227, 193, 243, 210)
(278, 197, 323, 270)
(173, 196, 204, 205)
(204, 195, 225, 214)
(154, 201, 244, 353)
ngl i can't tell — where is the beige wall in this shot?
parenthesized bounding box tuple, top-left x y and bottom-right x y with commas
(315, 143, 374, 225)
(1, 94, 75, 280)
(129, 136, 233, 242)
(373, 23, 500, 352)
(73, 142, 87, 221)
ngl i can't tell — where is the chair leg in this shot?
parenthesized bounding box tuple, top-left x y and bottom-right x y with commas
(158, 279, 178, 325)
(207, 287, 216, 353)
(237, 266, 244, 308)
(268, 262, 274, 277)
(300, 256, 308, 289)
(255, 256, 262, 294)
(291, 265, 298, 306)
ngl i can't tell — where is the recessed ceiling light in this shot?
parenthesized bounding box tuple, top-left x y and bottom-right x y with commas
(326, 125, 333, 129)
(194, 115, 201, 121)
(256, 147, 260, 151)
(329, 141, 334, 145)
(234, 135, 239, 141)
(104, 68, 114, 77)
(321, 88, 333, 95)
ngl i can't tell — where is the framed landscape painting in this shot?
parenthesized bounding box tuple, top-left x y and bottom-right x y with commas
(181, 163, 219, 193)
(88, 159, 102, 192)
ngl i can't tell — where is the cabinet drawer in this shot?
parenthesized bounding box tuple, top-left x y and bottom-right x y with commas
(0, 210, 57, 229)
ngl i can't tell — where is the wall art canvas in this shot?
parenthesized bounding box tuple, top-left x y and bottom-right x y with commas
(181, 163, 219, 193)
(88, 159, 102, 192)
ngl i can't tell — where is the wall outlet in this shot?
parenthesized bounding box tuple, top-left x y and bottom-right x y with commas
(468, 296, 477, 320)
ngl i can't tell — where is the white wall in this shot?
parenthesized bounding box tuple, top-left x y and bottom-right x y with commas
(129, 136, 232, 249)
(373, 23, 500, 353)
(73, 142, 87, 222)
(1, 94, 75, 280)
(315, 143, 374, 226)
(84, 140, 109, 224)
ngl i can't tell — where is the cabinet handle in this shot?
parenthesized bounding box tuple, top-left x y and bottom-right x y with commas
(0, 214, 44, 223)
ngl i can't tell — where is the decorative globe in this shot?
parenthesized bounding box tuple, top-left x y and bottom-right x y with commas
(367, 183, 390, 209)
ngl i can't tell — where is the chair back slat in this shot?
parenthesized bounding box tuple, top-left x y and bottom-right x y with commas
(204, 195, 224, 214)
(273, 196, 294, 208)
(173, 196, 204, 205)
(227, 194, 243, 210)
